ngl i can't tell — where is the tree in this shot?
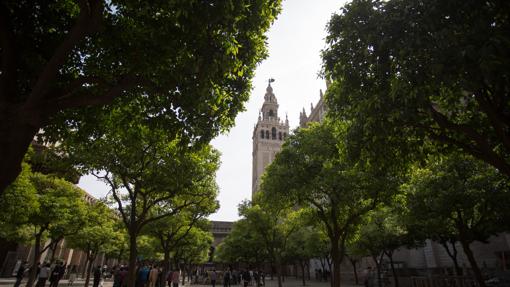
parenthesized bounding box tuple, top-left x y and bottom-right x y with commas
(172, 225, 214, 285)
(216, 218, 267, 268)
(0, 0, 282, 194)
(286, 226, 318, 286)
(66, 112, 220, 287)
(353, 207, 415, 287)
(238, 200, 300, 287)
(145, 204, 217, 279)
(67, 202, 121, 287)
(0, 169, 86, 287)
(404, 153, 510, 287)
(322, 0, 510, 177)
(261, 121, 397, 287)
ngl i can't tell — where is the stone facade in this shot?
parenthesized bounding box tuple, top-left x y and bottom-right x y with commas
(251, 83, 289, 198)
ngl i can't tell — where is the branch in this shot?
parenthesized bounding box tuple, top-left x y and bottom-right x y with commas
(0, 2, 17, 100)
(428, 105, 510, 176)
(473, 90, 510, 151)
(47, 75, 139, 112)
(25, 0, 103, 110)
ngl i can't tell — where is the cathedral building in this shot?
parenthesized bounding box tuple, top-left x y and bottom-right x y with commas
(251, 82, 289, 198)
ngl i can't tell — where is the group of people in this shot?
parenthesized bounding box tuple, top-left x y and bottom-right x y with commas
(107, 264, 181, 287)
(14, 262, 267, 287)
(207, 269, 264, 287)
(14, 261, 76, 287)
(314, 268, 330, 282)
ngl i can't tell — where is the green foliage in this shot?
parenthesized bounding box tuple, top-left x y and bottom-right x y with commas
(322, 0, 510, 176)
(216, 218, 267, 265)
(67, 201, 121, 259)
(261, 121, 397, 287)
(0, 0, 282, 194)
(0, 169, 86, 244)
(174, 226, 214, 265)
(404, 153, 510, 246)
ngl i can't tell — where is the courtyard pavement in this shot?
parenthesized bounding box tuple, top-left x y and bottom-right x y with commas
(0, 278, 357, 287)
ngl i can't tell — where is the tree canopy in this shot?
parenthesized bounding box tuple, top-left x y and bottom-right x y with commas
(322, 0, 510, 176)
(261, 121, 397, 287)
(0, 0, 282, 194)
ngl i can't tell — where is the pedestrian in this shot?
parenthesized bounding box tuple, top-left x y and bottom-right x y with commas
(68, 266, 76, 286)
(241, 270, 250, 287)
(93, 266, 102, 287)
(36, 263, 51, 287)
(136, 265, 150, 287)
(210, 270, 217, 287)
(50, 262, 65, 287)
(171, 270, 180, 287)
(120, 267, 129, 287)
(148, 266, 159, 287)
(223, 269, 231, 287)
(113, 266, 122, 287)
(13, 261, 27, 287)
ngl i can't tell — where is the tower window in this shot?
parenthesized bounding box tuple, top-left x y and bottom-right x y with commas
(279, 132, 282, 140)
(272, 127, 276, 139)
(269, 110, 274, 117)
(260, 130, 264, 139)
(283, 132, 287, 139)
(265, 130, 269, 139)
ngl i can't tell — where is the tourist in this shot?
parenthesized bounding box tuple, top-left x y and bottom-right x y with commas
(92, 265, 102, 287)
(68, 265, 77, 286)
(13, 261, 27, 287)
(120, 267, 129, 287)
(49, 262, 65, 287)
(148, 266, 159, 287)
(36, 263, 51, 287)
(223, 269, 231, 287)
(171, 269, 180, 287)
(112, 266, 122, 287)
(210, 270, 217, 287)
(241, 270, 250, 287)
(137, 264, 150, 287)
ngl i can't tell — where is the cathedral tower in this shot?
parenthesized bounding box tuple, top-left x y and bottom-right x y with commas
(252, 81, 289, 198)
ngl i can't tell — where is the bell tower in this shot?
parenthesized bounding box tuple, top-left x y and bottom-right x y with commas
(252, 80, 290, 198)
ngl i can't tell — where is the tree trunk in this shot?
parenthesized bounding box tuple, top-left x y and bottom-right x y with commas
(349, 258, 359, 285)
(84, 254, 96, 287)
(330, 239, 342, 287)
(162, 250, 170, 283)
(440, 241, 461, 276)
(26, 234, 43, 287)
(127, 230, 138, 287)
(386, 251, 398, 287)
(276, 263, 283, 287)
(372, 254, 382, 287)
(0, 113, 39, 196)
(300, 261, 306, 286)
(459, 239, 486, 287)
(182, 267, 186, 286)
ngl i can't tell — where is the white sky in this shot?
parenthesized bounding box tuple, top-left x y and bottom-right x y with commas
(78, 0, 347, 222)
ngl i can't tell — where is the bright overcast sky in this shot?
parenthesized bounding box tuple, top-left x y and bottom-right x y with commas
(77, 0, 348, 222)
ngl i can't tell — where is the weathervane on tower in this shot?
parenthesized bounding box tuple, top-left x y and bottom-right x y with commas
(268, 78, 275, 86)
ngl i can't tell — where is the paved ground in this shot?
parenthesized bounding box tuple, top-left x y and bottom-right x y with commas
(0, 278, 356, 287)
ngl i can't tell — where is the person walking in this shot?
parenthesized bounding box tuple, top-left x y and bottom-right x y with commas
(210, 270, 217, 287)
(13, 261, 27, 287)
(120, 267, 129, 287)
(93, 266, 102, 287)
(49, 262, 65, 287)
(171, 270, 180, 287)
(223, 269, 231, 287)
(68, 265, 76, 286)
(241, 270, 250, 287)
(148, 266, 159, 287)
(36, 263, 51, 287)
